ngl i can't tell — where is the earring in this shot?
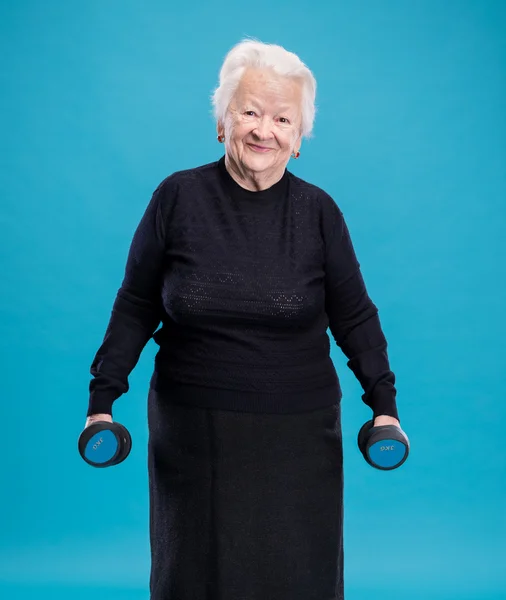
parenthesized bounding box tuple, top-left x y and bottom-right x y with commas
(292, 150, 300, 159)
(217, 134, 225, 143)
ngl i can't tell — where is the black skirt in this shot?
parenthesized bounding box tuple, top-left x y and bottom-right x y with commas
(147, 387, 344, 600)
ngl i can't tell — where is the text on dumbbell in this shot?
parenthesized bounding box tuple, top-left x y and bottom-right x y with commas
(93, 437, 104, 451)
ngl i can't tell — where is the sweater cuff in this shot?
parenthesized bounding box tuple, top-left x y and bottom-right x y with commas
(371, 395, 400, 422)
(87, 393, 116, 417)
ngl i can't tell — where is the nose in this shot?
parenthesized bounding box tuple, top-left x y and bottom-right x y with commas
(252, 116, 274, 140)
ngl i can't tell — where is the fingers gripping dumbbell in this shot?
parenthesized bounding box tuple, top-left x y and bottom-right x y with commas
(357, 420, 410, 470)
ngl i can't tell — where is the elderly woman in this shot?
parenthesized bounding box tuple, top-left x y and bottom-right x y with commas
(85, 39, 401, 600)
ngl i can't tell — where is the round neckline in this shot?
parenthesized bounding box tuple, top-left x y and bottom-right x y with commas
(217, 155, 289, 204)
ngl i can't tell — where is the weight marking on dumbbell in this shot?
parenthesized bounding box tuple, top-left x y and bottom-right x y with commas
(92, 437, 104, 451)
(380, 445, 395, 451)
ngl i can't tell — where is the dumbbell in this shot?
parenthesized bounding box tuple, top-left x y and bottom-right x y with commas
(357, 420, 409, 470)
(78, 421, 132, 468)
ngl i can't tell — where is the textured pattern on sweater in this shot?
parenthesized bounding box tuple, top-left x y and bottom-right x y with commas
(88, 156, 398, 419)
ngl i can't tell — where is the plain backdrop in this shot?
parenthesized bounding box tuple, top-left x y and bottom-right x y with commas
(1, 1, 505, 599)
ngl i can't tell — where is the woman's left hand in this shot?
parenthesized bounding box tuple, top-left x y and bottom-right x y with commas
(373, 415, 401, 428)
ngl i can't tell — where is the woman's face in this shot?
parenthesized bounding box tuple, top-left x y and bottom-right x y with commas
(220, 67, 302, 180)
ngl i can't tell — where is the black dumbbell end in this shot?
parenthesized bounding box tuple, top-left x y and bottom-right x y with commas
(358, 420, 409, 471)
(78, 421, 131, 468)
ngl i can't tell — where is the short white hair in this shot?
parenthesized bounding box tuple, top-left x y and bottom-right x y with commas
(211, 39, 317, 138)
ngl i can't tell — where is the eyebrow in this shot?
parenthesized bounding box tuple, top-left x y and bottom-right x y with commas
(242, 99, 296, 115)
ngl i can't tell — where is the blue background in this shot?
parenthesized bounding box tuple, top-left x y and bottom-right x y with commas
(1, 1, 505, 598)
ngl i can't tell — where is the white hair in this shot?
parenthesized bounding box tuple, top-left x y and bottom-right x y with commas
(211, 39, 317, 138)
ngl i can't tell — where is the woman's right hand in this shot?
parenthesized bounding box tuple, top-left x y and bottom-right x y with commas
(85, 413, 113, 429)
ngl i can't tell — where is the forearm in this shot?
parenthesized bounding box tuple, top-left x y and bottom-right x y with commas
(323, 201, 399, 421)
(326, 270, 399, 421)
(337, 307, 399, 421)
(88, 290, 161, 416)
(87, 185, 167, 416)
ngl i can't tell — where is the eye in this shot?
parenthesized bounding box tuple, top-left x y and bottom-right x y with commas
(245, 110, 256, 116)
(279, 117, 290, 124)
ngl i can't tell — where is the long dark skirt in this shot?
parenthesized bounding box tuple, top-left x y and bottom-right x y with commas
(147, 388, 344, 600)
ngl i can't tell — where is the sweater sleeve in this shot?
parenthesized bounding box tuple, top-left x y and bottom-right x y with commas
(322, 195, 399, 421)
(87, 181, 170, 417)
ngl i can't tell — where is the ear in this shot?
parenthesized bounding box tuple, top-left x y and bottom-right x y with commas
(293, 133, 302, 154)
(216, 121, 224, 137)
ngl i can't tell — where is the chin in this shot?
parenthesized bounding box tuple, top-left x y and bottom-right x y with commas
(242, 151, 275, 171)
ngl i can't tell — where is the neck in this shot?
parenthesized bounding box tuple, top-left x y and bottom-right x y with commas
(224, 153, 284, 191)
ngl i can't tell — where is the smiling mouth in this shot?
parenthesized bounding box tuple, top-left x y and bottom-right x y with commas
(247, 143, 273, 152)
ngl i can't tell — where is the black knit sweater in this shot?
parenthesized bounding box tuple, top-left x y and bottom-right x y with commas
(88, 156, 399, 421)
